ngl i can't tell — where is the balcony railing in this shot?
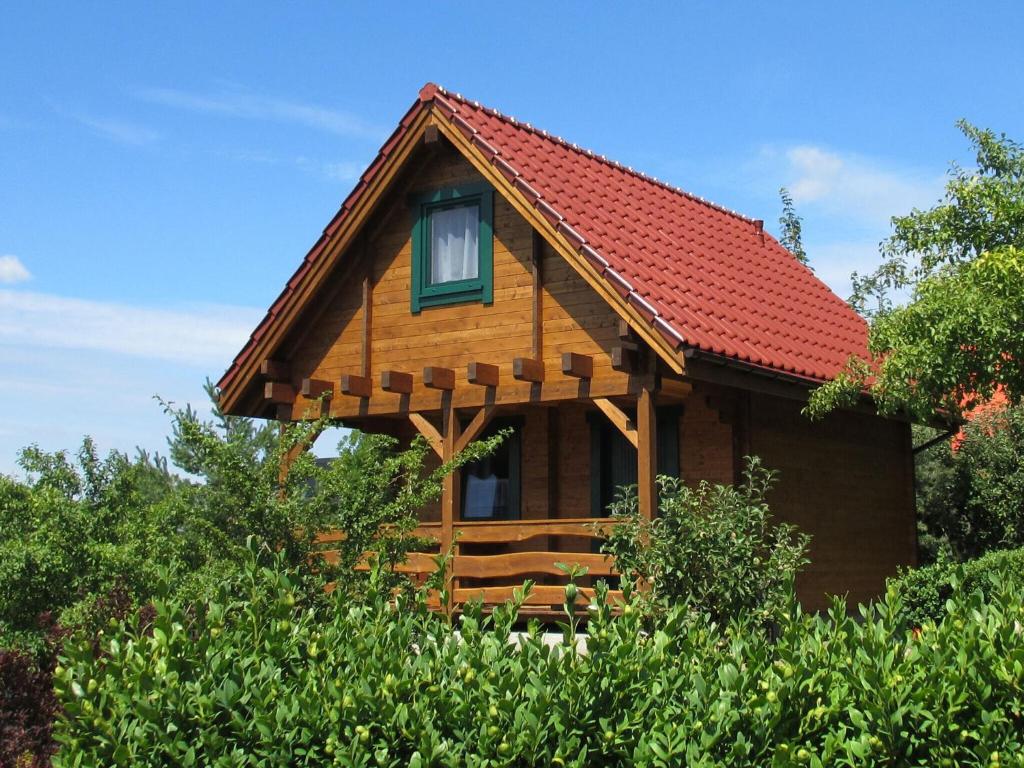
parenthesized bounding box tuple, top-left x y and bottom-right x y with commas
(317, 517, 623, 615)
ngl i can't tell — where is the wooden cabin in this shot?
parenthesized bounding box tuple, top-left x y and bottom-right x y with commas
(217, 84, 916, 613)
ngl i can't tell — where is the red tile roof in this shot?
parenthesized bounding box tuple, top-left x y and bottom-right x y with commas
(219, 83, 867, 394)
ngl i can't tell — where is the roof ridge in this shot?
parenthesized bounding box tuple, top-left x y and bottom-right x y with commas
(424, 83, 762, 230)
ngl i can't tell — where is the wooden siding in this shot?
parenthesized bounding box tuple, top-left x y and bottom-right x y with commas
(748, 394, 916, 610)
(284, 144, 624, 421)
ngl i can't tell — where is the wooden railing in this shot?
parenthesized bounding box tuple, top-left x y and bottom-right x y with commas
(317, 517, 623, 615)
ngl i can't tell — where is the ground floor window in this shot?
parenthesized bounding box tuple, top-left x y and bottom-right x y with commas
(589, 406, 680, 516)
(460, 418, 522, 520)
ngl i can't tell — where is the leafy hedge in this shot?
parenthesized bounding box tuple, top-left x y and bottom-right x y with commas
(889, 546, 1024, 630)
(54, 554, 1024, 767)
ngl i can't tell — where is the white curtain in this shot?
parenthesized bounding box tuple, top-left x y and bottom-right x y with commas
(430, 204, 479, 284)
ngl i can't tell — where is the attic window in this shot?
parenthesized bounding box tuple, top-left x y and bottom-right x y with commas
(410, 183, 494, 312)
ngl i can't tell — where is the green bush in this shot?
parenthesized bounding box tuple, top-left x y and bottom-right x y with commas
(889, 546, 1024, 629)
(600, 457, 809, 624)
(54, 551, 1024, 767)
(0, 388, 503, 657)
(916, 404, 1024, 563)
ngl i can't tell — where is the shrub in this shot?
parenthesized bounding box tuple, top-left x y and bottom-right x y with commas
(889, 545, 1024, 629)
(600, 457, 809, 624)
(916, 403, 1024, 562)
(0, 391, 503, 655)
(54, 551, 1024, 767)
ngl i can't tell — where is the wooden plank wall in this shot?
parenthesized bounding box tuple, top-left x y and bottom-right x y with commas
(286, 145, 624, 418)
(748, 394, 916, 610)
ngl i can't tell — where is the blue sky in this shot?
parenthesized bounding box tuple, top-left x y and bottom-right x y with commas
(2, 2, 1022, 475)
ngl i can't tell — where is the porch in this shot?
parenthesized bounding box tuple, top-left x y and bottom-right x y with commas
(300, 349, 692, 615)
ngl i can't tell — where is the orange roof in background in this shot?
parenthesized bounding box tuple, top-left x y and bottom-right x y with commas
(219, 83, 868, 393)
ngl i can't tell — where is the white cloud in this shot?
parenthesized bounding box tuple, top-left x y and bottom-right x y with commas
(0, 289, 262, 367)
(779, 145, 943, 228)
(136, 86, 385, 140)
(73, 114, 160, 145)
(319, 160, 363, 182)
(0, 255, 31, 284)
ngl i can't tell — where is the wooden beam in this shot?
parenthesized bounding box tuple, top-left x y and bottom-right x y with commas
(274, 403, 293, 422)
(617, 319, 635, 340)
(409, 413, 443, 458)
(531, 229, 543, 360)
(278, 426, 323, 485)
(339, 374, 372, 399)
(512, 357, 545, 383)
(423, 366, 455, 391)
(333, 371, 653, 420)
(593, 398, 638, 449)
(423, 124, 439, 145)
(260, 359, 290, 380)
(611, 346, 635, 372)
(264, 381, 295, 404)
(561, 352, 593, 379)
(380, 370, 413, 394)
(455, 404, 497, 454)
(658, 376, 693, 401)
(300, 378, 333, 398)
(637, 387, 657, 521)
(360, 272, 373, 379)
(467, 362, 499, 388)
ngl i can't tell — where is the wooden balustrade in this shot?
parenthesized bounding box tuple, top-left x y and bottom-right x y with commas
(314, 517, 622, 614)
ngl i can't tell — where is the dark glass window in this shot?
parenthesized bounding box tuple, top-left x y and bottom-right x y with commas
(589, 407, 680, 516)
(460, 419, 521, 520)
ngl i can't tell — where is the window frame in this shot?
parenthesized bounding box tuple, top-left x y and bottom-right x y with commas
(410, 182, 494, 312)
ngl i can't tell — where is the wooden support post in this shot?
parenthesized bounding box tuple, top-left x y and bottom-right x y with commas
(339, 374, 372, 398)
(409, 413, 443, 458)
(455, 404, 497, 453)
(593, 398, 639, 448)
(467, 362, 499, 388)
(531, 229, 543, 360)
(264, 381, 295, 404)
(512, 357, 544, 383)
(561, 352, 593, 379)
(441, 401, 461, 613)
(277, 425, 323, 486)
(618, 319, 635, 340)
(423, 366, 456, 391)
(300, 378, 333, 398)
(380, 370, 413, 394)
(637, 386, 657, 521)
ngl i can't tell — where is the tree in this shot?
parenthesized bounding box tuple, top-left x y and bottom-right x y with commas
(0, 387, 503, 654)
(778, 187, 808, 265)
(806, 122, 1024, 422)
(915, 403, 1024, 562)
